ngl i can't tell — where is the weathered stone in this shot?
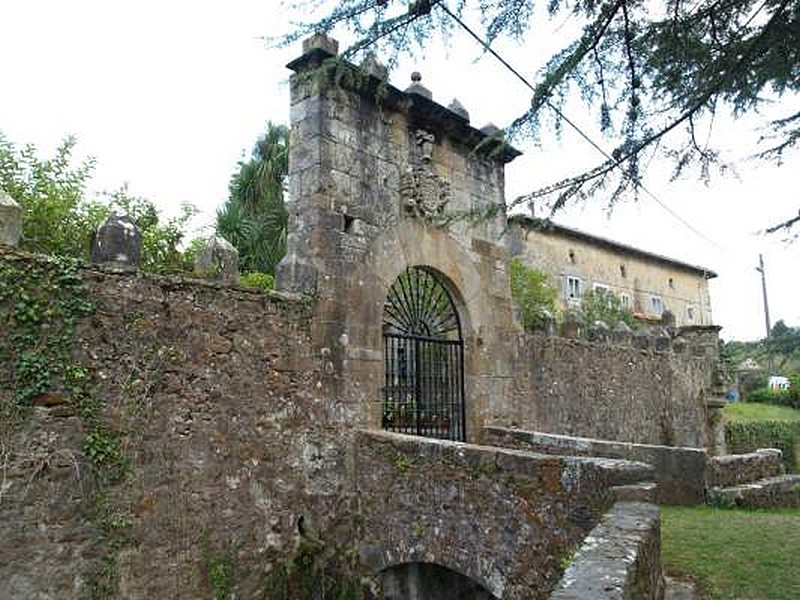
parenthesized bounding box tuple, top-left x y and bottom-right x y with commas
(361, 53, 388, 81)
(612, 321, 633, 345)
(302, 32, 339, 56)
(550, 502, 664, 600)
(405, 71, 432, 99)
(194, 236, 238, 284)
(652, 327, 672, 351)
(661, 309, 676, 327)
(635, 328, 651, 350)
(562, 312, 581, 338)
(447, 98, 470, 121)
(90, 212, 141, 268)
(0, 190, 22, 247)
(588, 320, 610, 343)
(480, 123, 501, 136)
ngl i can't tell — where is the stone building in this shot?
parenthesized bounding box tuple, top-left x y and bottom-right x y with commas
(508, 215, 717, 326)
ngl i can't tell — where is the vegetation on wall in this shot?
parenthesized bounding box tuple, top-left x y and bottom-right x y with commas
(0, 132, 197, 273)
(577, 288, 637, 330)
(508, 257, 558, 331)
(725, 418, 800, 473)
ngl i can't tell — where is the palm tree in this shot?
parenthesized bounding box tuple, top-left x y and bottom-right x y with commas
(216, 122, 289, 275)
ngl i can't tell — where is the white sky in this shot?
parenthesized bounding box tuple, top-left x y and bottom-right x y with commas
(1, 0, 797, 341)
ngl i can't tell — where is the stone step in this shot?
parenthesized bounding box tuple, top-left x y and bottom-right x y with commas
(709, 474, 800, 509)
(611, 482, 658, 503)
(708, 448, 784, 488)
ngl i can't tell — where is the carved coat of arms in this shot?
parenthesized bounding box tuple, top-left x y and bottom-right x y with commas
(400, 129, 451, 223)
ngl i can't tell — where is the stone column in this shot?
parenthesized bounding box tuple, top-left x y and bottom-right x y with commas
(90, 213, 141, 269)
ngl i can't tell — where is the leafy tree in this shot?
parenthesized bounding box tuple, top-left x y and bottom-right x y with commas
(0, 132, 196, 273)
(282, 0, 800, 230)
(578, 288, 637, 330)
(217, 122, 289, 275)
(0, 133, 104, 258)
(508, 257, 558, 330)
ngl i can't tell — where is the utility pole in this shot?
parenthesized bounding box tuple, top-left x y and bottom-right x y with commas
(756, 254, 773, 375)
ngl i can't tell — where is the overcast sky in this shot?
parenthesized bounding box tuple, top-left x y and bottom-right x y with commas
(1, 0, 797, 341)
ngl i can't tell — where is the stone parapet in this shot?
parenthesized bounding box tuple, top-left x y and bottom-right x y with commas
(708, 448, 784, 488)
(484, 427, 708, 505)
(549, 502, 665, 600)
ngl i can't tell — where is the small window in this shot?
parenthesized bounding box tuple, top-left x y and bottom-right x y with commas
(686, 305, 696, 322)
(566, 276, 582, 303)
(568, 249, 576, 264)
(593, 283, 611, 297)
(620, 293, 631, 309)
(620, 264, 626, 278)
(668, 277, 675, 289)
(650, 295, 664, 316)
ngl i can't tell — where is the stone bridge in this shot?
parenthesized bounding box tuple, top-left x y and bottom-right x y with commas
(353, 430, 660, 599)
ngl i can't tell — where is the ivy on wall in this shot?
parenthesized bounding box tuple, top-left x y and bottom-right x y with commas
(0, 251, 129, 598)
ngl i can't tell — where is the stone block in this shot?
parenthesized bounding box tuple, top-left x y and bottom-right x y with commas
(194, 236, 239, 284)
(302, 32, 339, 56)
(90, 212, 141, 268)
(0, 191, 22, 247)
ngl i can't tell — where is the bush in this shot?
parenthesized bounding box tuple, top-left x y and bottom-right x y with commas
(239, 271, 274, 291)
(746, 382, 800, 409)
(508, 258, 557, 331)
(725, 421, 800, 472)
(578, 288, 637, 330)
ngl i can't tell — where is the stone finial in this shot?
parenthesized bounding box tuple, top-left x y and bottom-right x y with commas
(562, 312, 581, 339)
(361, 54, 388, 81)
(302, 32, 339, 56)
(612, 322, 633, 346)
(195, 236, 239, 284)
(634, 328, 651, 350)
(538, 309, 557, 336)
(91, 213, 141, 269)
(653, 327, 672, 351)
(447, 98, 470, 122)
(406, 71, 432, 99)
(588, 320, 610, 343)
(0, 190, 22, 247)
(480, 123, 501, 136)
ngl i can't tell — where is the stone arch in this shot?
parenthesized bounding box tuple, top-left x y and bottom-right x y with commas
(379, 561, 500, 600)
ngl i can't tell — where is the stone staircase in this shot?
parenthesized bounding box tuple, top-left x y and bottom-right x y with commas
(707, 448, 800, 508)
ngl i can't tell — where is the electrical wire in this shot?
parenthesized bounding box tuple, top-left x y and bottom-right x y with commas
(434, 1, 727, 253)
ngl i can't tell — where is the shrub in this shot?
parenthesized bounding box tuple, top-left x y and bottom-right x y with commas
(578, 288, 637, 330)
(725, 421, 800, 472)
(508, 258, 557, 331)
(239, 271, 275, 291)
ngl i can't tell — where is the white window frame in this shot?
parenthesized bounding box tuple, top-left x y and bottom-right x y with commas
(619, 292, 631, 309)
(650, 295, 664, 316)
(566, 276, 582, 305)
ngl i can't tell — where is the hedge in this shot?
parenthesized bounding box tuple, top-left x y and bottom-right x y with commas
(725, 421, 800, 473)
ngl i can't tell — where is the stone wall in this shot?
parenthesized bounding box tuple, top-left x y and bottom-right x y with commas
(491, 327, 722, 450)
(0, 250, 352, 599)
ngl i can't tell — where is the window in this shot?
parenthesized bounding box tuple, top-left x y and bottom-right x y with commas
(620, 264, 627, 278)
(650, 295, 664, 316)
(686, 305, 696, 323)
(568, 249, 576, 264)
(593, 283, 611, 297)
(620, 293, 631, 309)
(566, 276, 582, 303)
(668, 277, 675, 289)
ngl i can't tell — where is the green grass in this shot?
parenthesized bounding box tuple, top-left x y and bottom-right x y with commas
(661, 506, 800, 600)
(724, 402, 800, 423)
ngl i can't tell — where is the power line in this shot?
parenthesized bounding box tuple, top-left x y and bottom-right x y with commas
(433, 1, 727, 253)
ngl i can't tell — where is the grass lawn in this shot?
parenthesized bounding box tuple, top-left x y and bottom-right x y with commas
(724, 402, 800, 423)
(661, 506, 800, 600)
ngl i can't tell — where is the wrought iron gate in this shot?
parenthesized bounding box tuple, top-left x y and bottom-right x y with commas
(382, 266, 466, 441)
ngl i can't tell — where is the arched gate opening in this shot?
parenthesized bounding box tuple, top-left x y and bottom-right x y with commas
(381, 266, 466, 441)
